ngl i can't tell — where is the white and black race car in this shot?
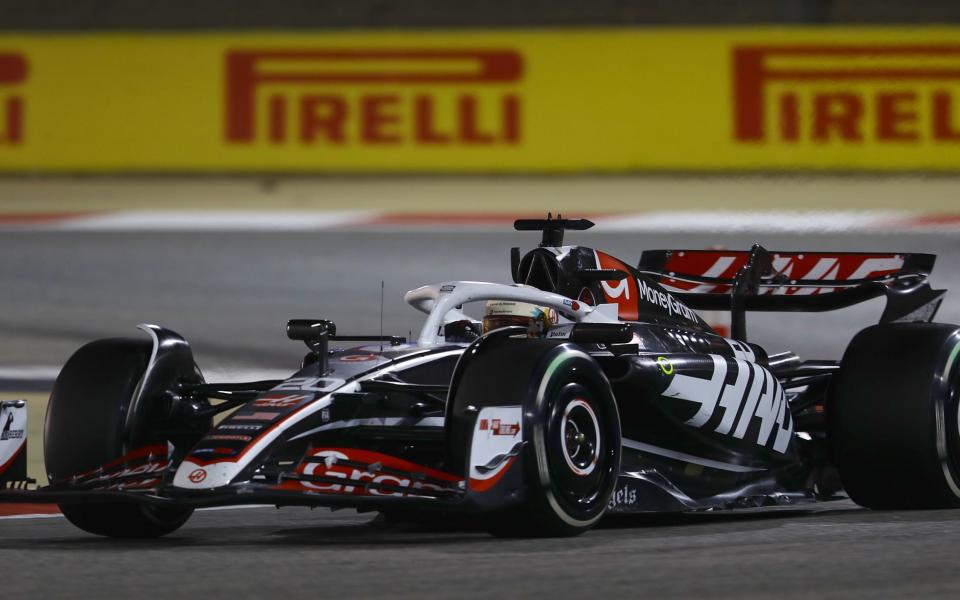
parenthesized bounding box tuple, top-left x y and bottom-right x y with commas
(2, 216, 959, 537)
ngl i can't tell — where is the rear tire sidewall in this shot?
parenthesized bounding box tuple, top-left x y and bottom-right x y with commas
(829, 323, 960, 509)
(935, 336, 960, 500)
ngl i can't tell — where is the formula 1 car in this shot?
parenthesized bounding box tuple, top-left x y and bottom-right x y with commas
(2, 216, 959, 538)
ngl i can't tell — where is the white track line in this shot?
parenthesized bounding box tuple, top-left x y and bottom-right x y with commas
(0, 366, 61, 381)
(591, 210, 907, 233)
(0, 513, 64, 521)
(52, 210, 380, 231)
(6, 209, 959, 233)
(0, 505, 276, 521)
(0, 366, 293, 388)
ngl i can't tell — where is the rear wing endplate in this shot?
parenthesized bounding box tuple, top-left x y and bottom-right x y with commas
(638, 246, 944, 341)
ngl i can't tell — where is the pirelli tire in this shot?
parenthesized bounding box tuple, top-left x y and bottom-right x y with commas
(45, 338, 194, 538)
(451, 337, 621, 537)
(829, 323, 960, 510)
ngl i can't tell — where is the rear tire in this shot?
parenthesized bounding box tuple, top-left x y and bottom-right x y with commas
(45, 338, 194, 537)
(829, 323, 960, 509)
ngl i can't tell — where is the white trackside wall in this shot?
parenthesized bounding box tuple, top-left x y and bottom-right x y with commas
(0, 401, 27, 478)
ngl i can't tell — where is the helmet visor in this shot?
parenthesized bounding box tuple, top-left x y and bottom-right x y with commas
(482, 314, 534, 334)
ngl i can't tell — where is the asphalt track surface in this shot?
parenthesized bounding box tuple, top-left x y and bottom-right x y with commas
(1, 500, 959, 599)
(3, 228, 960, 598)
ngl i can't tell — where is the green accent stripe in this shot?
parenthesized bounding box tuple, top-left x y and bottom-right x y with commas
(947, 340, 960, 376)
(544, 353, 569, 379)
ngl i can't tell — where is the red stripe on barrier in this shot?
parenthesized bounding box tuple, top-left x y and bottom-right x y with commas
(0, 503, 60, 517)
(0, 212, 96, 224)
(893, 213, 960, 227)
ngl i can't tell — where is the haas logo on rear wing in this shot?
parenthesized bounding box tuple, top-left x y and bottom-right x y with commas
(638, 248, 944, 326)
(641, 250, 918, 296)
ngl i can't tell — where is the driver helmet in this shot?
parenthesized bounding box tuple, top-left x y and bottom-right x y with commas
(482, 300, 558, 338)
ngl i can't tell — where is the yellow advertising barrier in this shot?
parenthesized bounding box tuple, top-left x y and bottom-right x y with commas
(0, 28, 959, 172)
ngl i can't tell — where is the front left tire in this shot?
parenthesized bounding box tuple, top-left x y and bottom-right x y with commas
(46, 337, 194, 537)
(449, 338, 621, 537)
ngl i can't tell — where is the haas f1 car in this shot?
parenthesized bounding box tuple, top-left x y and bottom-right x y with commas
(3, 217, 960, 538)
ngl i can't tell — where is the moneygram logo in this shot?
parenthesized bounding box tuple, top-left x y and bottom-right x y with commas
(0, 53, 27, 145)
(225, 49, 523, 146)
(733, 45, 960, 144)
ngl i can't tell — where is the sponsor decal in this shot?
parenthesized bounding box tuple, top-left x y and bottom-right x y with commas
(218, 423, 264, 431)
(594, 250, 640, 320)
(1, 409, 24, 440)
(174, 459, 242, 489)
(0, 53, 26, 145)
(636, 278, 699, 322)
(84, 460, 170, 487)
(191, 447, 237, 456)
(468, 406, 523, 492)
(205, 434, 254, 442)
(66, 445, 169, 481)
(439, 284, 457, 294)
(288, 448, 461, 496)
(595, 249, 698, 323)
(233, 412, 281, 421)
(734, 45, 960, 145)
(546, 323, 574, 339)
(725, 339, 756, 362)
(338, 353, 378, 363)
(271, 377, 346, 393)
(608, 484, 639, 510)
(252, 393, 311, 408)
(0, 401, 27, 476)
(225, 49, 522, 147)
(662, 355, 793, 453)
(478, 418, 520, 437)
(117, 461, 168, 477)
(657, 356, 674, 375)
(102, 477, 163, 491)
(3, 30, 960, 173)
(661, 251, 905, 296)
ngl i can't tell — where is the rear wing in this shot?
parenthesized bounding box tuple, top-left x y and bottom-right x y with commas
(638, 246, 945, 340)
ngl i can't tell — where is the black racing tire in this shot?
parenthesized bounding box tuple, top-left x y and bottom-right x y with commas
(45, 338, 193, 537)
(828, 323, 960, 510)
(451, 339, 621, 537)
(59, 503, 193, 539)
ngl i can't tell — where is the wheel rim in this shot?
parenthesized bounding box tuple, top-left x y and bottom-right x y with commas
(545, 382, 615, 515)
(561, 399, 601, 476)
